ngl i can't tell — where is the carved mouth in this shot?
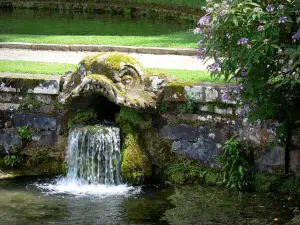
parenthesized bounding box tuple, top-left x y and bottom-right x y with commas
(63, 75, 156, 110)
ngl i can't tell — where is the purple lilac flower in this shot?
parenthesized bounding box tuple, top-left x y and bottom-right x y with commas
(197, 46, 207, 60)
(220, 9, 227, 16)
(198, 15, 210, 25)
(237, 38, 248, 45)
(267, 121, 279, 134)
(222, 1, 228, 8)
(253, 7, 262, 12)
(241, 71, 248, 76)
(207, 62, 220, 72)
(206, 8, 213, 13)
(266, 4, 275, 12)
(257, 25, 264, 31)
(292, 32, 300, 42)
(222, 93, 230, 102)
(278, 16, 287, 24)
(193, 27, 202, 34)
(213, 3, 220, 9)
(226, 33, 231, 39)
(283, 67, 290, 73)
(197, 40, 204, 45)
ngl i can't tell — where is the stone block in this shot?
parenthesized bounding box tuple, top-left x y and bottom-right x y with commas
(0, 73, 61, 94)
(290, 150, 300, 175)
(254, 146, 285, 174)
(0, 103, 20, 111)
(214, 106, 233, 115)
(0, 129, 22, 154)
(158, 124, 199, 141)
(12, 113, 57, 131)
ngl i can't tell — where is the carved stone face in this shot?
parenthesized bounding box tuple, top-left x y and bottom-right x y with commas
(60, 53, 174, 110)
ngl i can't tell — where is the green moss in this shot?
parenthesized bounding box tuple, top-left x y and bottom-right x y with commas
(164, 162, 207, 185)
(105, 53, 143, 70)
(253, 173, 281, 193)
(21, 94, 45, 109)
(116, 108, 152, 131)
(204, 168, 224, 186)
(79, 53, 105, 70)
(120, 125, 151, 184)
(67, 108, 98, 128)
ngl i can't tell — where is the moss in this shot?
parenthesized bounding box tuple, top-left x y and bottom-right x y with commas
(120, 126, 151, 185)
(116, 107, 152, 131)
(79, 53, 105, 70)
(164, 162, 207, 185)
(80, 52, 143, 74)
(23, 147, 65, 175)
(204, 168, 223, 186)
(105, 53, 143, 70)
(252, 173, 281, 193)
(67, 108, 98, 128)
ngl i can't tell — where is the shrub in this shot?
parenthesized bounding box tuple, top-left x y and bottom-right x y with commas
(196, 0, 300, 142)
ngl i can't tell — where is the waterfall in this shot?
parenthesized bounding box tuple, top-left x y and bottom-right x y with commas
(66, 125, 122, 185)
(35, 124, 140, 197)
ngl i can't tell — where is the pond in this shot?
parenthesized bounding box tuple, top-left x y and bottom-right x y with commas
(0, 9, 198, 47)
(1, 177, 299, 225)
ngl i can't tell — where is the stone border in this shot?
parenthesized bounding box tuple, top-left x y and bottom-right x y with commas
(0, 42, 198, 56)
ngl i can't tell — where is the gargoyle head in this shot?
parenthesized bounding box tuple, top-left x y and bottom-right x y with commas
(60, 52, 174, 110)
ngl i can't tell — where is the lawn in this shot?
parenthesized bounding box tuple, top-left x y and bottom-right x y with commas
(0, 9, 200, 48)
(0, 60, 222, 83)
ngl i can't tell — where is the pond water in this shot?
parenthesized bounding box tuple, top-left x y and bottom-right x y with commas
(0, 9, 193, 36)
(0, 176, 173, 225)
(1, 177, 299, 225)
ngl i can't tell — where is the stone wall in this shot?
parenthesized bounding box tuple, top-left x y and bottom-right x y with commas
(0, 73, 299, 176)
(156, 82, 287, 175)
(0, 73, 66, 175)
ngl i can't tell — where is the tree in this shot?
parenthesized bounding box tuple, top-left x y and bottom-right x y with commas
(195, 0, 300, 143)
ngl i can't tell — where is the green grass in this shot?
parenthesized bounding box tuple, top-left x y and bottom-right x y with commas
(0, 60, 222, 82)
(0, 60, 76, 75)
(13, 0, 206, 10)
(0, 9, 199, 48)
(0, 33, 199, 48)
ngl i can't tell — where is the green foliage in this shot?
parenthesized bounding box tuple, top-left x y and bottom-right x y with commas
(159, 101, 168, 112)
(197, 0, 300, 141)
(116, 108, 152, 131)
(4, 155, 20, 168)
(17, 125, 31, 141)
(67, 108, 97, 128)
(218, 135, 251, 191)
(181, 97, 197, 113)
(164, 161, 207, 185)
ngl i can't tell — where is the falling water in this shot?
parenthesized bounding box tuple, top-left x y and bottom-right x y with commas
(66, 125, 122, 185)
(36, 124, 139, 197)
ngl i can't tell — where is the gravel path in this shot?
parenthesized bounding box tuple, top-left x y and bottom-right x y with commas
(0, 48, 212, 70)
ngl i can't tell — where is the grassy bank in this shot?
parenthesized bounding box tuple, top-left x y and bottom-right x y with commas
(12, 0, 206, 11)
(0, 33, 199, 48)
(0, 9, 199, 48)
(0, 60, 219, 82)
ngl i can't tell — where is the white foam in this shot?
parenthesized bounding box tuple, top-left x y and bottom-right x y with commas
(36, 177, 140, 198)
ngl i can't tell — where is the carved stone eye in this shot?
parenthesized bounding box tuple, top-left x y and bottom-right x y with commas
(121, 75, 133, 85)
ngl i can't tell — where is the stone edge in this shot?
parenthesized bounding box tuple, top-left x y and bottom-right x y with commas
(0, 42, 198, 56)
